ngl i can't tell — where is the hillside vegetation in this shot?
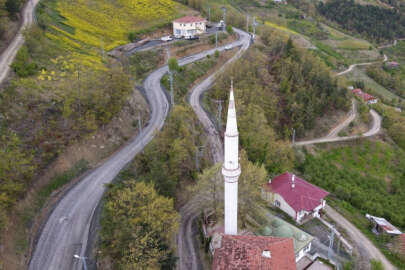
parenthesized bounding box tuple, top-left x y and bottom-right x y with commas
(0, 0, 187, 236)
(208, 34, 349, 172)
(318, 0, 405, 42)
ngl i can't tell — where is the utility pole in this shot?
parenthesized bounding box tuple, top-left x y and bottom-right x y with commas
(292, 128, 296, 145)
(166, 47, 175, 106)
(195, 146, 205, 170)
(253, 16, 257, 36)
(221, 7, 227, 30)
(328, 227, 335, 260)
(211, 99, 224, 131)
(246, 14, 249, 32)
(208, 6, 211, 22)
(215, 31, 218, 48)
(138, 114, 144, 153)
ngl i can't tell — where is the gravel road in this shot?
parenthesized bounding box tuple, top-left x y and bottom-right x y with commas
(295, 108, 381, 146)
(0, 0, 40, 84)
(325, 205, 396, 270)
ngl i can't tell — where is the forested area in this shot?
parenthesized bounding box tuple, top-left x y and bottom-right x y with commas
(0, 0, 185, 236)
(100, 181, 179, 269)
(208, 35, 349, 172)
(374, 104, 405, 150)
(318, 0, 405, 42)
(366, 65, 405, 98)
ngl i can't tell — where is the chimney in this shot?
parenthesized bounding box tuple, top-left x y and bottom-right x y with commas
(262, 250, 271, 258)
(292, 174, 295, 189)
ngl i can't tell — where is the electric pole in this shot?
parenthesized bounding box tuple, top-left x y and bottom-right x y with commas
(292, 128, 296, 145)
(221, 7, 227, 30)
(253, 16, 257, 36)
(208, 6, 211, 22)
(166, 47, 175, 106)
(246, 14, 249, 32)
(211, 99, 224, 131)
(328, 227, 335, 260)
(215, 31, 218, 48)
(195, 146, 205, 170)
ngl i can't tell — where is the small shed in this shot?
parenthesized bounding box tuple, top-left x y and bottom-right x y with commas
(366, 214, 402, 235)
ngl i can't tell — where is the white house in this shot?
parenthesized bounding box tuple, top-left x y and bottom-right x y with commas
(262, 172, 329, 224)
(173, 16, 206, 39)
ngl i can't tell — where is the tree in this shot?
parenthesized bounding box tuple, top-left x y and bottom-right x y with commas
(5, 0, 22, 17)
(168, 57, 179, 72)
(238, 149, 268, 228)
(226, 24, 233, 34)
(192, 150, 268, 229)
(100, 181, 179, 270)
(191, 163, 224, 218)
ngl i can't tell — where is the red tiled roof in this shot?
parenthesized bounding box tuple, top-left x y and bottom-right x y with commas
(212, 235, 296, 270)
(352, 89, 377, 102)
(174, 16, 206, 23)
(264, 172, 329, 213)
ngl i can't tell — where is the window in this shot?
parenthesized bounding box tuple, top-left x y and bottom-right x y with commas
(275, 200, 281, 207)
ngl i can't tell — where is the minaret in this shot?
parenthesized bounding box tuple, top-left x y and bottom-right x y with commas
(222, 80, 241, 235)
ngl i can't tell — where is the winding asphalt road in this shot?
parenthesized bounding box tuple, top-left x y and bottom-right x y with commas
(0, 0, 40, 84)
(28, 30, 250, 270)
(177, 28, 251, 270)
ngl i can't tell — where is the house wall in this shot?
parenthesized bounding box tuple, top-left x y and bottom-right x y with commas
(296, 242, 312, 262)
(173, 21, 206, 37)
(263, 191, 297, 220)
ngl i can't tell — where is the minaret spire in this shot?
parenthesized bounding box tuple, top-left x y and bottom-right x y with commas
(222, 79, 241, 235)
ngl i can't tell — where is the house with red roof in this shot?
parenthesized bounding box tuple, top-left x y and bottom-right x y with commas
(173, 16, 206, 38)
(352, 88, 378, 104)
(212, 235, 296, 270)
(262, 172, 329, 224)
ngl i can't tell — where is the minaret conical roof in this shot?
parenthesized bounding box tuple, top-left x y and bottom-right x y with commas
(225, 81, 238, 136)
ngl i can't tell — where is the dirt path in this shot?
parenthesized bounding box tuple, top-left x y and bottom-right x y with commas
(325, 205, 396, 270)
(295, 105, 381, 146)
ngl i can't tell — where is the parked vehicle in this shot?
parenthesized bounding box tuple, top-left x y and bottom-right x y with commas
(225, 45, 232, 50)
(161, 36, 173, 42)
(185, 35, 199, 40)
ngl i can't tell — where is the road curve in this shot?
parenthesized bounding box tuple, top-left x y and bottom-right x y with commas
(0, 0, 40, 84)
(177, 28, 251, 270)
(28, 33, 249, 270)
(325, 100, 356, 139)
(295, 108, 381, 146)
(325, 205, 396, 270)
(336, 54, 387, 77)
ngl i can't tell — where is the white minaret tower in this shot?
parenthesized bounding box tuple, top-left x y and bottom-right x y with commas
(222, 80, 241, 235)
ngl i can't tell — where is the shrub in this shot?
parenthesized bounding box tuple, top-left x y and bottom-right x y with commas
(11, 46, 38, 77)
(214, 50, 220, 58)
(128, 31, 137, 42)
(226, 24, 233, 34)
